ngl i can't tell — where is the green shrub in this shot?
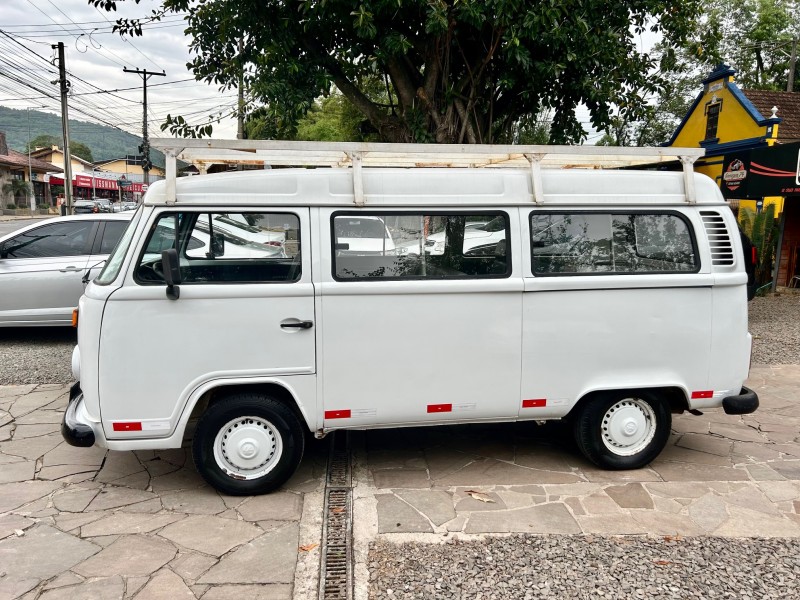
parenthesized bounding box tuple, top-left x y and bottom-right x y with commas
(739, 204, 778, 286)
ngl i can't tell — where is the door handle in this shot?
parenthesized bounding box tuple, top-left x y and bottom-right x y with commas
(280, 320, 313, 329)
(59, 266, 81, 272)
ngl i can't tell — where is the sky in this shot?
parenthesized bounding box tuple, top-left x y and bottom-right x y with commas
(0, 0, 239, 140)
(0, 1, 659, 146)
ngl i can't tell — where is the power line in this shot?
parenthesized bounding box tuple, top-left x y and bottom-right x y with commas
(1, 14, 188, 28)
(92, 5, 166, 72)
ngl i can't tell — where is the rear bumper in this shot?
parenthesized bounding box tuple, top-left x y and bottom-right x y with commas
(722, 386, 759, 415)
(61, 382, 96, 447)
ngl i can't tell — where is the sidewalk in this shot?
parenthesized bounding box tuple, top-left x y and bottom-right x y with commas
(0, 385, 328, 599)
(354, 365, 800, 539)
(0, 214, 53, 222)
(0, 366, 798, 598)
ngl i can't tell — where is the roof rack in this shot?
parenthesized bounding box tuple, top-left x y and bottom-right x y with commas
(150, 139, 705, 206)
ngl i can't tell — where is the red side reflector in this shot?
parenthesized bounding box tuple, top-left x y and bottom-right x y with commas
(112, 422, 142, 432)
(522, 399, 547, 408)
(427, 403, 452, 413)
(752, 247, 757, 264)
(691, 390, 713, 399)
(325, 410, 351, 419)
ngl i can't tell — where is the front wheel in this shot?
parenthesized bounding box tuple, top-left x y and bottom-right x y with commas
(573, 390, 671, 470)
(192, 394, 305, 495)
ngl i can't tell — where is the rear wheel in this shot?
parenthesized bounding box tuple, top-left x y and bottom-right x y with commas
(573, 390, 671, 470)
(192, 393, 305, 495)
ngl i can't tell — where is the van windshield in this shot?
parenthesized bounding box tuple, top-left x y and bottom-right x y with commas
(95, 207, 143, 285)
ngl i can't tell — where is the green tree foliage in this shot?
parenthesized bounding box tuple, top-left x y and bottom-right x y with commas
(712, 0, 800, 91)
(1, 180, 32, 209)
(740, 204, 779, 285)
(598, 0, 800, 146)
(0, 107, 163, 166)
(94, 0, 703, 144)
(246, 92, 375, 142)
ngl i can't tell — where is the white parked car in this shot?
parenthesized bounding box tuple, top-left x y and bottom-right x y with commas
(0, 213, 133, 326)
(202, 213, 287, 255)
(395, 216, 506, 256)
(333, 215, 395, 255)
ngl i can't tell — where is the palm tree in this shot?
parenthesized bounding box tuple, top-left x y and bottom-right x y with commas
(1, 179, 32, 209)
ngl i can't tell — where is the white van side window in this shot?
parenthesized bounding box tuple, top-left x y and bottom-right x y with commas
(135, 212, 300, 284)
(332, 212, 510, 280)
(531, 212, 698, 275)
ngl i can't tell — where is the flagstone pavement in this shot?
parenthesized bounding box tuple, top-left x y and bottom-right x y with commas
(0, 365, 799, 599)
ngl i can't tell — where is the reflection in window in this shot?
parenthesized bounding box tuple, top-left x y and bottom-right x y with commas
(531, 212, 696, 275)
(333, 213, 510, 280)
(135, 212, 300, 284)
(0, 221, 95, 259)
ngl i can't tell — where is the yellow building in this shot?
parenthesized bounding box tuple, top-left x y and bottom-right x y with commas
(665, 63, 791, 214)
(93, 157, 165, 179)
(665, 63, 800, 287)
(29, 145, 95, 176)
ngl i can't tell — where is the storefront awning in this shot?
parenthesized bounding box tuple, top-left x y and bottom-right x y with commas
(721, 141, 800, 199)
(48, 174, 145, 193)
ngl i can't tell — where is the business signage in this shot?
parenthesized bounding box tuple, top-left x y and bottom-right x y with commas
(721, 141, 800, 199)
(50, 174, 145, 193)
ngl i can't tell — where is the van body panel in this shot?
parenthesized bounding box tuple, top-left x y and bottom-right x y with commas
(317, 207, 523, 427)
(520, 286, 713, 418)
(97, 207, 314, 440)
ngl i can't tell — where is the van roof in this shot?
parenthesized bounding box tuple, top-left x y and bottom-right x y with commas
(146, 140, 721, 208)
(142, 167, 726, 208)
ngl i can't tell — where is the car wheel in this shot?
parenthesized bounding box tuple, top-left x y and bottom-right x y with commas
(572, 390, 670, 470)
(192, 393, 305, 495)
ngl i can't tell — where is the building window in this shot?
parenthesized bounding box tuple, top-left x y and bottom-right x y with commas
(705, 102, 721, 140)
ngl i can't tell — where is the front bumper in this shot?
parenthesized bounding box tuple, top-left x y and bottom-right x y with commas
(722, 386, 759, 415)
(61, 382, 96, 447)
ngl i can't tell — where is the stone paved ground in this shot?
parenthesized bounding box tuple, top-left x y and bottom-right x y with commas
(0, 385, 327, 600)
(355, 365, 800, 599)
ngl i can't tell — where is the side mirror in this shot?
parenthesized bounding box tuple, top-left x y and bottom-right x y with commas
(210, 234, 225, 257)
(161, 248, 181, 300)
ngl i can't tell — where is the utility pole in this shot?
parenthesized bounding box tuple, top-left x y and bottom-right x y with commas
(26, 107, 34, 215)
(123, 67, 166, 186)
(789, 38, 798, 92)
(52, 42, 73, 214)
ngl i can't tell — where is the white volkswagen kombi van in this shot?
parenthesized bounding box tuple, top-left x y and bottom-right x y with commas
(62, 142, 758, 495)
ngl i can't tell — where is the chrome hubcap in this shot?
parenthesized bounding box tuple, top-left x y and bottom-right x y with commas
(213, 416, 283, 480)
(601, 398, 656, 457)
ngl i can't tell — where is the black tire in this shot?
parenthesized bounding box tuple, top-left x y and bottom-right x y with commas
(572, 390, 671, 470)
(192, 393, 305, 495)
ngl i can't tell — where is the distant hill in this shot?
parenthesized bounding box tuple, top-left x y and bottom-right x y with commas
(0, 106, 169, 168)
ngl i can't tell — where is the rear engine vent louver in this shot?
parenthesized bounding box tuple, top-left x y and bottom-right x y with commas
(700, 211, 734, 266)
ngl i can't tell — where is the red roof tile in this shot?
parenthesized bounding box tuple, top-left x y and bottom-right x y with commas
(741, 89, 800, 142)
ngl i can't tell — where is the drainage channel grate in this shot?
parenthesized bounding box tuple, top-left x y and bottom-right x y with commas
(319, 432, 353, 600)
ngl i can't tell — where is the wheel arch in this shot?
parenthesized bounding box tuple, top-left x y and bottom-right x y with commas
(180, 379, 314, 446)
(565, 385, 690, 421)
